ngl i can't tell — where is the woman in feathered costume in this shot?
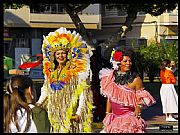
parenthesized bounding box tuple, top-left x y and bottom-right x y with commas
(36, 27, 93, 133)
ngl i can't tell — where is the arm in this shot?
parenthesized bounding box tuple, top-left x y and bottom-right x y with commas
(72, 90, 86, 122)
(36, 76, 49, 106)
(133, 76, 156, 117)
(134, 76, 144, 91)
(169, 71, 176, 84)
(133, 77, 144, 117)
(76, 91, 85, 116)
(106, 98, 112, 114)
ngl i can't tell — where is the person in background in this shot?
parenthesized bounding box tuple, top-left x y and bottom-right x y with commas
(170, 60, 177, 73)
(170, 60, 178, 88)
(159, 59, 178, 122)
(36, 27, 93, 133)
(99, 49, 156, 133)
(90, 46, 112, 122)
(3, 75, 50, 133)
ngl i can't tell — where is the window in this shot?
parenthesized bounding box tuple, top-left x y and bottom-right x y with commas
(119, 39, 126, 46)
(104, 5, 118, 16)
(12, 38, 29, 48)
(4, 42, 10, 56)
(30, 4, 65, 14)
(51, 4, 57, 14)
(138, 11, 145, 15)
(58, 4, 65, 13)
(117, 8, 127, 16)
(138, 39, 147, 47)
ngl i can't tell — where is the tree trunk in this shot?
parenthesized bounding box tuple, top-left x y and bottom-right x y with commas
(100, 6, 138, 60)
(64, 4, 96, 48)
(64, 4, 138, 55)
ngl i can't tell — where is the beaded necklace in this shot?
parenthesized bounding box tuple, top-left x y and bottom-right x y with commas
(50, 61, 71, 91)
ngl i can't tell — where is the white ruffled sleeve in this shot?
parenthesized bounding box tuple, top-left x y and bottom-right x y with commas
(75, 91, 85, 116)
(99, 68, 113, 79)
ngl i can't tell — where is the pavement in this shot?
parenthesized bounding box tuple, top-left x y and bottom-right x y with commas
(92, 96, 178, 133)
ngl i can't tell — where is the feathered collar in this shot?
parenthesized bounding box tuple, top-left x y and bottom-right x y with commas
(113, 70, 139, 85)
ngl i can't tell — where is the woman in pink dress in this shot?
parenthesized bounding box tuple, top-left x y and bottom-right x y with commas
(99, 49, 156, 133)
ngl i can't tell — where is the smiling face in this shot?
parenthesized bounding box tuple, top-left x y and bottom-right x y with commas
(55, 49, 68, 66)
(119, 56, 132, 72)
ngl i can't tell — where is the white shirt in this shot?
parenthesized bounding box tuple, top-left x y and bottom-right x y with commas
(9, 104, 37, 133)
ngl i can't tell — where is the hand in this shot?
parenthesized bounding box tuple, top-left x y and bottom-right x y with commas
(71, 114, 81, 123)
(134, 105, 142, 118)
(35, 102, 41, 107)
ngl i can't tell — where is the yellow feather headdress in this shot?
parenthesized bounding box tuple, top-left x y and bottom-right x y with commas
(42, 27, 90, 91)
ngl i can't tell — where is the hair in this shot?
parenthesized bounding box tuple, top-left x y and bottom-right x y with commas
(4, 75, 35, 133)
(54, 55, 59, 70)
(160, 59, 171, 70)
(3, 92, 11, 132)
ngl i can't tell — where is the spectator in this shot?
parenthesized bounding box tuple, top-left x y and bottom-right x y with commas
(3, 75, 50, 133)
(170, 60, 178, 87)
(159, 59, 178, 122)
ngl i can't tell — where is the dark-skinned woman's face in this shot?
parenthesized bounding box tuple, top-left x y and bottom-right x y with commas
(119, 56, 132, 72)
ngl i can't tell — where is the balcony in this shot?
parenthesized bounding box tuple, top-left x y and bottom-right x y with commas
(159, 12, 178, 25)
(30, 13, 100, 29)
(4, 5, 101, 29)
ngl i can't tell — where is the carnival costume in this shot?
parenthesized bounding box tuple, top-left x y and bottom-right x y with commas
(37, 27, 93, 133)
(160, 67, 178, 114)
(99, 50, 156, 133)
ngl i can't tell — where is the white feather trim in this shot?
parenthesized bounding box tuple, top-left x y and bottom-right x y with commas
(99, 68, 113, 79)
(77, 54, 91, 83)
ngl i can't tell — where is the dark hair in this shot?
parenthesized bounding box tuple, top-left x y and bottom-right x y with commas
(115, 48, 134, 62)
(3, 92, 11, 132)
(160, 59, 171, 70)
(4, 75, 35, 133)
(54, 55, 59, 70)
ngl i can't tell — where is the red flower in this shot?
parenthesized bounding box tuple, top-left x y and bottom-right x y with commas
(113, 51, 123, 62)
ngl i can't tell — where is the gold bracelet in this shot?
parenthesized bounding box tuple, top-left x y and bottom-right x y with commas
(137, 104, 143, 108)
(106, 112, 109, 114)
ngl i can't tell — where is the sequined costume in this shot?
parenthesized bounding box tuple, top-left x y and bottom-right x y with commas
(37, 27, 93, 133)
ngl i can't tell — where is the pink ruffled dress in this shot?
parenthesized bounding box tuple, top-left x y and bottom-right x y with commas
(99, 69, 156, 133)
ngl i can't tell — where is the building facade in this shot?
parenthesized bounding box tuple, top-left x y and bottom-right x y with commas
(4, 4, 178, 67)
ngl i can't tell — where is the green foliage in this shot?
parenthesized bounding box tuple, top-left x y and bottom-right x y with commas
(4, 3, 177, 17)
(131, 38, 178, 82)
(140, 41, 161, 68)
(3, 3, 26, 10)
(140, 3, 177, 16)
(105, 3, 177, 16)
(134, 39, 178, 82)
(159, 38, 178, 62)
